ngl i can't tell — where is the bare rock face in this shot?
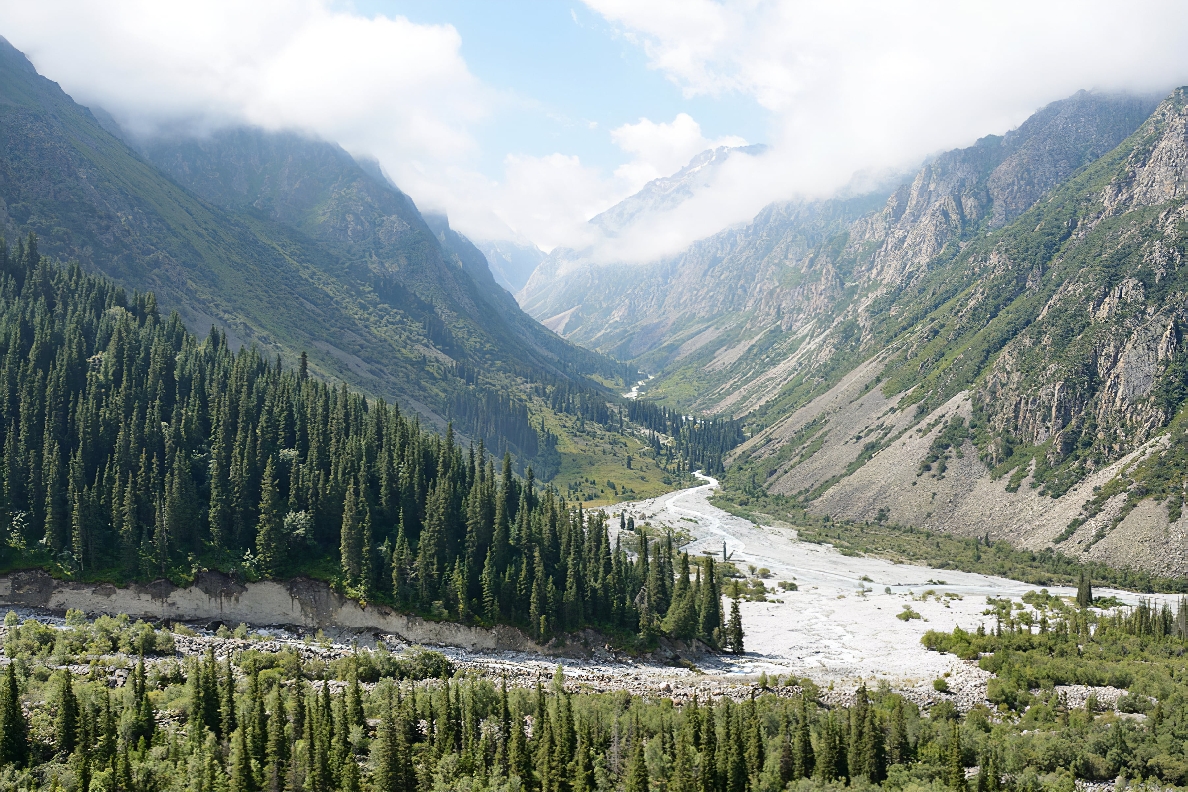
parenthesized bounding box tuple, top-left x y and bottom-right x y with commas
(0, 570, 543, 653)
(1102, 88, 1188, 212)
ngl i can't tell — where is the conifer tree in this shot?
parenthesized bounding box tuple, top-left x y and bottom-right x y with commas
(255, 456, 283, 578)
(481, 546, 499, 623)
(573, 720, 596, 792)
(625, 728, 649, 792)
(699, 704, 717, 792)
(221, 654, 237, 740)
(508, 700, 530, 783)
(230, 727, 254, 792)
(371, 691, 400, 792)
(0, 662, 29, 768)
(947, 721, 964, 791)
(727, 594, 745, 654)
(54, 669, 78, 755)
(340, 482, 362, 585)
(888, 699, 909, 766)
(794, 695, 814, 779)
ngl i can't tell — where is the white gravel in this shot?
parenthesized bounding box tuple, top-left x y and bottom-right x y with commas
(608, 474, 1173, 690)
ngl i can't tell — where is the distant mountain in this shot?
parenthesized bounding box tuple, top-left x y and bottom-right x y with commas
(474, 238, 544, 293)
(521, 93, 1156, 375)
(0, 36, 625, 469)
(590, 144, 767, 237)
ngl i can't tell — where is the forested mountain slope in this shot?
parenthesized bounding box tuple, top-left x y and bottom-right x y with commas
(0, 37, 625, 472)
(0, 247, 732, 651)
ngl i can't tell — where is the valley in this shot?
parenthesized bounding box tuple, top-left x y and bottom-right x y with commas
(524, 87, 1188, 581)
(0, 16, 1185, 790)
(3, 474, 1164, 699)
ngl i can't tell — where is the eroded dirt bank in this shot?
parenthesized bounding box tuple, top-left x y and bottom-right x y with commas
(0, 569, 541, 653)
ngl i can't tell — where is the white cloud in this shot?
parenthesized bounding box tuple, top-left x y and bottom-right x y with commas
(476, 113, 745, 252)
(3, 1, 1187, 265)
(611, 113, 745, 190)
(0, 0, 485, 223)
(495, 153, 619, 252)
(575, 0, 1188, 263)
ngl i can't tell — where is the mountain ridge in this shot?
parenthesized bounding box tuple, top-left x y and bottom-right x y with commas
(521, 86, 1188, 575)
(0, 37, 629, 472)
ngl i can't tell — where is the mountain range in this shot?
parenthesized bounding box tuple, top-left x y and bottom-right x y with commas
(0, 36, 627, 472)
(522, 88, 1188, 576)
(7, 26, 1188, 581)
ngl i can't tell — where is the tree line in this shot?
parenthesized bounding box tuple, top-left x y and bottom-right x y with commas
(626, 401, 745, 476)
(0, 237, 740, 649)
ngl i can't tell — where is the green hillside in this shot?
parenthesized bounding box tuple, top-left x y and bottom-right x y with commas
(0, 247, 732, 654)
(0, 37, 629, 476)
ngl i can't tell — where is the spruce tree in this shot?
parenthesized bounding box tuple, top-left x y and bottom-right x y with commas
(340, 482, 362, 585)
(481, 546, 499, 623)
(54, 669, 78, 755)
(0, 662, 29, 768)
(625, 728, 649, 792)
(230, 727, 254, 792)
(727, 595, 745, 654)
(947, 721, 964, 791)
(255, 456, 283, 578)
(371, 691, 400, 792)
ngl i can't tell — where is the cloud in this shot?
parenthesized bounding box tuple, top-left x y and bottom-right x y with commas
(611, 113, 745, 189)
(574, 0, 1188, 263)
(3, 1, 1187, 266)
(495, 153, 620, 253)
(483, 113, 746, 251)
(0, 0, 485, 223)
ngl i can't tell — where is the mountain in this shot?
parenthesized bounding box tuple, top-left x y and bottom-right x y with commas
(722, 88, 1188, 576)
(0, 37, 625, 469)
(522, 93, 1157, 383)
(518, 143, 769, 335)
(474, 238, 544, 293)
(589, 143, 767, 237)
(526, 87, 1188, 576)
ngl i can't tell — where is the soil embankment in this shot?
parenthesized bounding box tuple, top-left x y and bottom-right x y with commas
(0, 569, 539, 653)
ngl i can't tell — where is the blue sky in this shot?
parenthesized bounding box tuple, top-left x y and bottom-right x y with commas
(356, 1, 769, 179)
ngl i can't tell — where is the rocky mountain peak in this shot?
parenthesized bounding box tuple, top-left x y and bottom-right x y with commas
(1102, 87, 1188, 213)
(589, 143, 767, 237)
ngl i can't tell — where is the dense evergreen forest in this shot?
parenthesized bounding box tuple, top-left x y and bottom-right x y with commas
(3, 590, 1188, 791)
(625, 402, 745, 476)
(0, 237, 742, 649)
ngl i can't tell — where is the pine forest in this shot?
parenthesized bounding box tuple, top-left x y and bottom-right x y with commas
(0, 236, 738, 650)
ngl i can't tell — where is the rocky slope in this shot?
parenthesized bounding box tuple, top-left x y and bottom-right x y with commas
(474, 238, 544, 293)
(521, 92, 1158, 392)
(730, 88, 1188, 574)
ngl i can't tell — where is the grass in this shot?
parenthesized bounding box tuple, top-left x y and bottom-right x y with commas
(533, 395, 693, 507)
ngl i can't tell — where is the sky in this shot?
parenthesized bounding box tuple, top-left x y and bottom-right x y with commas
(1, 1, 1187, 264)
